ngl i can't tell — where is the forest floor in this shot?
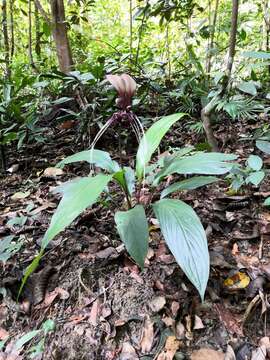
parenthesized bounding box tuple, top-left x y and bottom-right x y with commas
(1, 118, 270, 360)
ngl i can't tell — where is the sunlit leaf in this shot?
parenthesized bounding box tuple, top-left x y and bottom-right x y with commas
(155, 152, 236, 184)
(42, 174, 112, 249)
(56, 149, 120, 173)
(237, 81, 257, 96)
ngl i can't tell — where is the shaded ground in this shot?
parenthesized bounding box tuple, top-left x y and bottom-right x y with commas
(1, 118, 270, 359)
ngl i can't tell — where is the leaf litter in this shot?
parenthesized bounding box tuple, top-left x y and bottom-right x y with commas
(2, 120, 270, 359)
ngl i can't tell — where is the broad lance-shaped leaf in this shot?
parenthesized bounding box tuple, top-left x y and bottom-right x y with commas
(153, 199, 209, 300)
(115, 205, 149, 269)
(136, 113, 186, 180)
(161, 176, 219, 198)
(154, 152, 236, 184)
(56, 149, 120, 173)
(19, 174, 112, 299)
(42, 174, 112, 249)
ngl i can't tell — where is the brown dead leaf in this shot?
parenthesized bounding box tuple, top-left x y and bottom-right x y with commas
(43, 167, 64, 177)
(175, 321, 186, 340)
(119, 342, 138, 360)
(89, 299, 100, 326)
(214, 304, 243, 336)
(193, 315, 204, 330)
(149, 296, 166, 313)
(259, 338, 270, 357)
(140, 316, 154, 353)
(130, 272, 144, 284)
(0, 328, 9, 341)
(157, 336, 180, 360)
(191, 348, 224, 360)
(251, 346, 267, 360)
(42, 287, 69, 307)
(162, 316, 174, 327)
(232, 243, 239, 256)
(171, 301, 180, 317)
(224, 345, 236, 360)
(154, 280, 165, 291)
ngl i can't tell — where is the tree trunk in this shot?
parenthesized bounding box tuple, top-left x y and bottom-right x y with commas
(34, 0, 73, 73)
(10, 0, 14, 60)
(50, 0, 73, 73)
(28, 0, 37, 69)
(226, 0, 239, 81)
(206, 0, 220, 75)
(2, 0, 10, 79)
(34, 2, 41, 59)
(201, 0, 239, 151)
(263, 0, 270, 74)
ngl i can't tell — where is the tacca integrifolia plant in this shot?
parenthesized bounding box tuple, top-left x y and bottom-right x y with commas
(21, 74, 237, 300)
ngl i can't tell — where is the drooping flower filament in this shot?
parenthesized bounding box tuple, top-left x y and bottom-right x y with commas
(89, 74, 146, 173)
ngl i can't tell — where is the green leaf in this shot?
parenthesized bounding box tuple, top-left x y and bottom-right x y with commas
(237, 81, 257, 96)
(115, 205, 149, 269)
(56, 149, 120, 173)
(52, 97, 72, 105)
(264, 197, 270, 206)
(247, 155, 263, 171)
(14, 330, 41, 350)
(155, 152, 236, 184)
(153, 199, 209, 300)
(136, 113, 186, 180)
(42, 319, 56, 334)
(113, 167, 135, 196)
(246, 170, 265, 186)
(242, 51, 270, 60)
(42, 175, 112, 249)
(18, 251, 44, 300)
(256, 140, 270, 155)
(161, 176, 219, 198)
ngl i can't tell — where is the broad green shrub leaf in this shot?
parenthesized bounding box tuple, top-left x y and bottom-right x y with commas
(153, 199, 209, 300)
(155, 153, 236, 184)
(56, 149, 120, 173)
(256, 140, 270, 155)
(237, 81, 257, 96)
(161, 176, 219, 198)
(136, 113, 186, 180)
(246, 171, 265, 186)
(264, 197, 270, 206)
(247, 155, 263, 171)
(42, 175, 112, 249)
(115, 205, 148, 269)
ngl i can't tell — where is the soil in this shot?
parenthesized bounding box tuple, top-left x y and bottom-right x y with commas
(1, 118, 270, 360)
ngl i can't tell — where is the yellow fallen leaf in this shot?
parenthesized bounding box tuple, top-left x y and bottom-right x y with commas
(224, 271, 250, 290)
